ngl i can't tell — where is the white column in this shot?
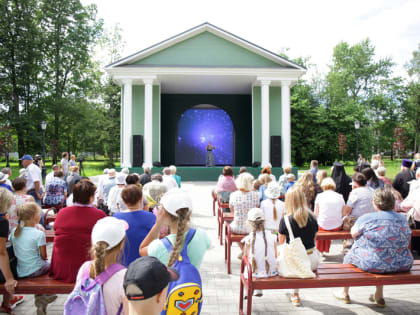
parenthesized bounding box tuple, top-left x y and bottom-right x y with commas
(122, 80, 132, 167)
(143, 79, 153, 167)
(261, 80, 271, 167)
(281, 81, 292, 167)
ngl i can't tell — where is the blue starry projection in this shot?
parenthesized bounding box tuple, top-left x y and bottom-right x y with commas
(175, 108, 234, 166)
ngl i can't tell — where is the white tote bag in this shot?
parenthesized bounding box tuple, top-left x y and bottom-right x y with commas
(277, 215, 316, 278)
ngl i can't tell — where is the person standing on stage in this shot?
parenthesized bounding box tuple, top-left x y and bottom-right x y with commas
(206, 142, 216, 167)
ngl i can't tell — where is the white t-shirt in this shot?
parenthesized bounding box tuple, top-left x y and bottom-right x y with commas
(76, 262, 126, 315)
(45, 171, 55, 186)
(61, 158, 69, 175)
(162, 175, 178, 191)
(25, 163, 42, 191)
(241, 230, 277, 278)
(315, 190, 345, 230)
(346, 186, 375, 218)
(260, 199, 285, 230)
(108, 186, 126, 213)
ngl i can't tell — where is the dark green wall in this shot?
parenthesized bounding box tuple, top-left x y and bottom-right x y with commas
(161, 94, 252, 166)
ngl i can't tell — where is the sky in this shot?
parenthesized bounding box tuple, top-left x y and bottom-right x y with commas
(82, 0, 420, 79)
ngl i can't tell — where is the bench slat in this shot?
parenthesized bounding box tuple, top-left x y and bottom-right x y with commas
(0, 274, 74, 295)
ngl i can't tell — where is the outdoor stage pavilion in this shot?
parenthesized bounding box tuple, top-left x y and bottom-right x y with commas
(105, 22, 305, 180)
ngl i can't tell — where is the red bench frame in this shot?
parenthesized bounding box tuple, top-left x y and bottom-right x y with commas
(239, 256, 420, 315)
(217, 202, 232, 245)
(226, 228, 420, 275)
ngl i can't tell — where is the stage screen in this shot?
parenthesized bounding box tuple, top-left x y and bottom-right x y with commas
(175, 107, 234, 166)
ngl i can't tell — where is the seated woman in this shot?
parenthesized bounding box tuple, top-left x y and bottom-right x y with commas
(43, 171, 67, 208)
(50, 179, 106, 283)
(362, 167, 384, 190)
(229, 173, 260, 258)
(334, 187, 413, 307)
(215, 166, 237, 211)
(114, 185, 156, 266)
(314, 177, 345, 254)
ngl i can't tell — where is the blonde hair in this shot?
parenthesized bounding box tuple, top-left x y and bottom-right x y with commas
(0, 188, 13, 214)
(272, 199, 277, 221)
(316, 170, 327, 186)
(283, 165, 292, 174)
(89, 238, 125, 278)
(167, 208, 191, 267)
(14, 202, 40, 237)
(236, 173, 254, 192)
(296, 172, 315, 206)
(70, 165, 79, 173)
(248, 220, 269, 274)
(169, 165, 177, 175)
(321, 177, 336, 191)
(377, 166, 386, 177)
(285, 186, 311, 228)
(259, 174, 272, 187)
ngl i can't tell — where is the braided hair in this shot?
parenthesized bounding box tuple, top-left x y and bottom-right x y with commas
(167, 208, 190, 267)
(249, 220, 269, 274)
(89, 239, 125, 278)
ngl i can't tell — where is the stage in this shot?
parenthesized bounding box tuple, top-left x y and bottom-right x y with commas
(119, 166, 298, 182)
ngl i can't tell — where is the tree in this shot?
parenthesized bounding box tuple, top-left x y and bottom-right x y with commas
(404, 44, 420, 152)
(0, 0, 42, 156)
(39, 0, 103, 162)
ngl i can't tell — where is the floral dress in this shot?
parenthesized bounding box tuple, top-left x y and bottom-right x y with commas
(229, 191, 260, 234)
(9, 194, 33, 231)
(344, 210, 413, 273)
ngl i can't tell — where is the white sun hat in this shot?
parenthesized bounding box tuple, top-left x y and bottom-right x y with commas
(264, 181, 281, 199)
(160, 188, 193, 217)
(247, 208, 265, 222)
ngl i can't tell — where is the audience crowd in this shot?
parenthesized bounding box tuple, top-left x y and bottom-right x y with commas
(0, 152, 418, 314)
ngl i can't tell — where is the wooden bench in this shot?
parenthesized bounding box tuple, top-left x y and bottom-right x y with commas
(0, 274, 74, 295)
(225, 228, 420, 275)
(45, 230, 55, 243)
(224, 222, 246, 274)
(239, 257, 420, 315)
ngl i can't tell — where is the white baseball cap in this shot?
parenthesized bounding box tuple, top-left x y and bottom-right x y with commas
(160, 188, 193, 217)
(91, 217, 129, 250)
(247, 208, 265, 222)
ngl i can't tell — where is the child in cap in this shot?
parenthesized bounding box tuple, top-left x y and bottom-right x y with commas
(241, 208, 277, 297)
(124, 256, 179, 315)
(69, 217, 129, 314)
(260, 182, 285, 234)
(139, 188, 211, 269)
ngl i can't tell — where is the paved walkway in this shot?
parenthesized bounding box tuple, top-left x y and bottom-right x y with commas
(6, 181, 420, 314)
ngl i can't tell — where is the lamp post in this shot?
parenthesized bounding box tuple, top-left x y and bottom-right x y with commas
(41, 121, 47, 180)
(355, 121, 360, 163)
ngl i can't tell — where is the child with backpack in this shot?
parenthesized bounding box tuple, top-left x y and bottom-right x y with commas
(241, 208, 277, 297)
(9, 202, 56, 315)
(64, 217, 128, 315)
(260, 182, 285, 234)
(139, 188, 211, 315)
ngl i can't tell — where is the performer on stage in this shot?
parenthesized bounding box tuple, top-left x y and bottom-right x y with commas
(206, 142, 216, 167)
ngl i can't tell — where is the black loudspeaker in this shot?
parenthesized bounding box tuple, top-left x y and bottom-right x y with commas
(252, 161, 261, 167)
(153, 161, 162, 167)
(133, 135, 143, 167)
(270, 136, 282, 167)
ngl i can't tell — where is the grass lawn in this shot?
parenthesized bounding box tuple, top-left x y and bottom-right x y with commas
(0, 160, 120, 180)
(300, 158, 403, 181)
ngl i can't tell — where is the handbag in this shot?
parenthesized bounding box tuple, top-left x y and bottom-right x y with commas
(342, 216, 357, 231)
(277, 215, 315, 278)
(407, 208, 416, 229)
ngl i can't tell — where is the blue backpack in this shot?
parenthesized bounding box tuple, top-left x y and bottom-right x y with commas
(64, 261, 125, 315)
(161, 229, 203, 315)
